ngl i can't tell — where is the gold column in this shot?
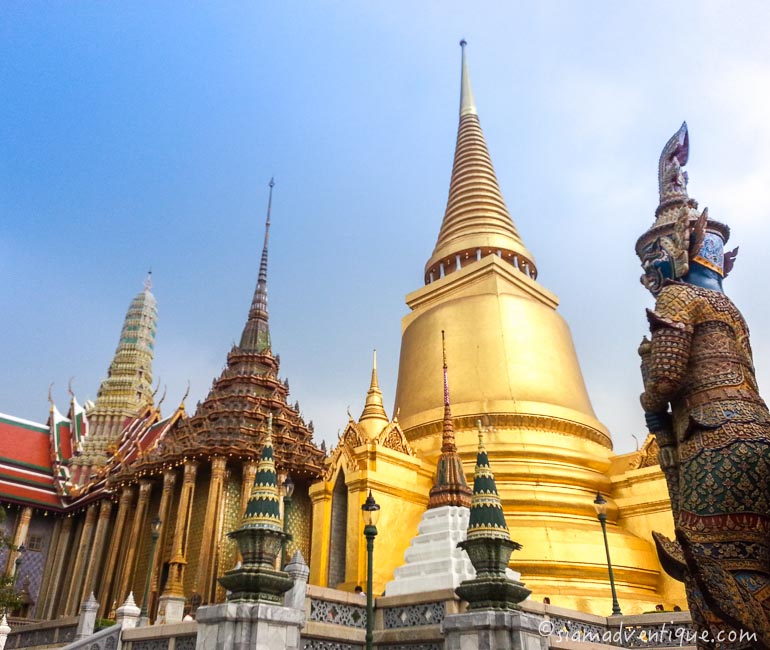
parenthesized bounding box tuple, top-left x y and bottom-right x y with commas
(4, 506, 32, 575)
(308, 481, 334, 587)
(115, 480, 152, 604)
(194, 457, 226, 603)
(81, 500, 114, 600)
(36, 517, 67, 619)
(63, 503, 98, 615)
(148, 469, 177, 617)
(239, 461, 258, 517)
(162, 460, 198, 597)
(99, 487, 134, 618)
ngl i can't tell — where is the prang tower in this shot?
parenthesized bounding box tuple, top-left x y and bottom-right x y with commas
(392, 42, 659, 610)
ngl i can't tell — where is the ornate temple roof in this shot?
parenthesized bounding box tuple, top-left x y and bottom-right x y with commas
(424, 41, 536, 285)
(0, 413, 60, 509)
(124, 181, 325, 479)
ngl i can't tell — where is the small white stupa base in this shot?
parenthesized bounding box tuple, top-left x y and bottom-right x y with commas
(385, 505, 519, 596)
(386, 505, 523, 597)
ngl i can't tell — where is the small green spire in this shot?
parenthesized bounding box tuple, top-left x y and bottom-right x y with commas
(466, 420, 510, 541)
(242, 413, 282, 530)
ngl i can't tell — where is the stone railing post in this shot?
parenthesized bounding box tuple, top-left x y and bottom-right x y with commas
(0, 614, 10, 650)
(283, 551, 309, 613)
(76, 593, 100, 640)
(116, 592, 141, 630)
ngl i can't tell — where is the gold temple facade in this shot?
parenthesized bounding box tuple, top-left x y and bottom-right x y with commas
(1, 43, 683, 622)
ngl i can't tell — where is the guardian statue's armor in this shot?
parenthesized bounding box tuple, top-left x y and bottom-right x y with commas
(638, 123, 770, 649)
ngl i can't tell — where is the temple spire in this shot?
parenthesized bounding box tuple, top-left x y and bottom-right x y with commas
(459, 39, 476, 116)
(359, 350, 389, 438)
(427, 331, 472, 509)
(92, 276, 157, 417)
(424, 41, 537, 285)
(240, 178, 274, 353)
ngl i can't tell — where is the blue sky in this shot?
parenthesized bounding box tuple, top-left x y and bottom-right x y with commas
(4, 2, 770, 454)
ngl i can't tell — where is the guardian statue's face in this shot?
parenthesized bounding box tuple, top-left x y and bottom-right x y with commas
(639, 237, 677, 296)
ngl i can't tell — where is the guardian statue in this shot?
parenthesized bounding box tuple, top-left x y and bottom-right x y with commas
(638, 123, 770, 648)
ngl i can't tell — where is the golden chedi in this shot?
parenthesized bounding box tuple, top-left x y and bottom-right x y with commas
(393, 41, 661, 613)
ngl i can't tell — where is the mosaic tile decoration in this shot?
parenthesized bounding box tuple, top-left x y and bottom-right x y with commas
(183, 467, 210, 596)
(285, 486, 312, 561)
(131, 492, 160, 597)
(214, 472, 242, 602)
(22, 514, 56, 605)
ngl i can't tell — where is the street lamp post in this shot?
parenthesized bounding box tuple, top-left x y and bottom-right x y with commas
(140, 517, 162, 623)
(361, 490, 380, 650)
(282, 475, 294, 567)
(593, 493, 622, 616)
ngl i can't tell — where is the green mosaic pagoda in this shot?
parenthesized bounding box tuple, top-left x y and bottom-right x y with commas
(219, 415, 293, 602)
(456, 425, 530, 610)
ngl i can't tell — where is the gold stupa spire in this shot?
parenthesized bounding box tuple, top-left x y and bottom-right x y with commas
(358, 350, 390, 439)
(425, 41, 536, 285)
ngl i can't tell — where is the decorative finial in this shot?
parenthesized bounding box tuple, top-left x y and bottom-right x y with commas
(48, 382, 54, 409)
(180, 380, 191, 406)
(477, 419, 484, 447)
(157, 385, 167, 409)
(265, 179, 274, 229)
(373, 349, 377, 370)
(68, 377, 75, 398)
(459, 39, 477, 116)
(144, 270, 153, 292)
(441, 330, 449, 407)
